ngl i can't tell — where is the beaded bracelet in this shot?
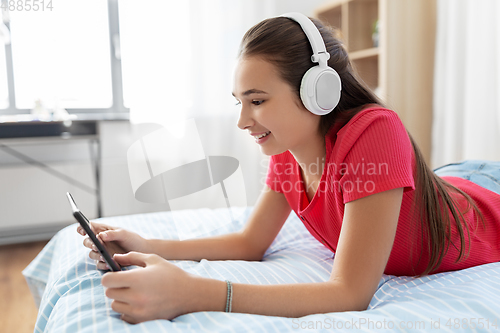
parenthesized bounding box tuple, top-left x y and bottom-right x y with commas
(225, 280, 233, 313)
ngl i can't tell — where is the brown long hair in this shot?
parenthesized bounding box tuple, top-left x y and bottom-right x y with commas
(239, 16, 483, 275)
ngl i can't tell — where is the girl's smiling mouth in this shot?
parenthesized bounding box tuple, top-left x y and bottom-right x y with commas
(251, 131, 272, 143)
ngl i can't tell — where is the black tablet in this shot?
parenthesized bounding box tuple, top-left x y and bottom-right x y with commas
(66, 192, 121, 272)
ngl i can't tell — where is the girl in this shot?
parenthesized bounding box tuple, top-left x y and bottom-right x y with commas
(78, 14, 500, 324)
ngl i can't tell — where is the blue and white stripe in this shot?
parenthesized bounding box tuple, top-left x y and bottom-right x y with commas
(23, 207, 500, 332)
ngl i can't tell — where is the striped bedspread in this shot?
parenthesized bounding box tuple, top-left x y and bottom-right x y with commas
(23, 207, 500, 332)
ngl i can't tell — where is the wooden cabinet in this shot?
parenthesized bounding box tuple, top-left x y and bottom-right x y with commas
(315, 0, 436, 163)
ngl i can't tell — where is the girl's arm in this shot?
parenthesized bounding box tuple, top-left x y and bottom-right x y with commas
(102, 187, 404, 322)
(149, 185, 292, 261)
(87, 185, 289, 268)
(188, 187, 404, 317)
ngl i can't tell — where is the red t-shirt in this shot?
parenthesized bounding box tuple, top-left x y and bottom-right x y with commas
(266, 106, 500, 275)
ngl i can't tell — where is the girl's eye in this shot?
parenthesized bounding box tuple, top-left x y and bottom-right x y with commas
(252, 100, 264, 106)
(235, 101, 241, 106)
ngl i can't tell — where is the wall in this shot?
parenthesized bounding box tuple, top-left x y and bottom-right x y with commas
(274, 0, 327, 16)
(381, 0, 436, 164)
(100, 116, 268, 217)
(0, 116, 267, 244)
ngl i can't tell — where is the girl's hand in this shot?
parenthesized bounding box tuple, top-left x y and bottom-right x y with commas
(102, 252, 192, 323)
(77, 222, 150, 270)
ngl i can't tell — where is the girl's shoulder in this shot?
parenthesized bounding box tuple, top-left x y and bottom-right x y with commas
(328, 104, 403, 140)
(348, 104, 400, 126)
(326, 104, 410, 159)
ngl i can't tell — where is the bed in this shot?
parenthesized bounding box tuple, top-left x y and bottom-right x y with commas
(24, 207, 500, 332)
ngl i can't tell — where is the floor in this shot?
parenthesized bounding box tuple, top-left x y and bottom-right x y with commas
(0, 240, 48, 333)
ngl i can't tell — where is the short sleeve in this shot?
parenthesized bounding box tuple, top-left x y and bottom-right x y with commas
(266, 155, 283, 193)
(338, 111, 415, 203)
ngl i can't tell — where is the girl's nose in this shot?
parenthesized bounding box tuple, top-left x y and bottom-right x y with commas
(237, 105, 253, 130)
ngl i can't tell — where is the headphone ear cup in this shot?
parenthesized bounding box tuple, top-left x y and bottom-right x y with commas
(300, 66, 341, 116)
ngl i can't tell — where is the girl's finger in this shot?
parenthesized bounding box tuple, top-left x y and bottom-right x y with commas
(105, 287, 134, 303)
(113, 252, 160, 268)
(99, 229, 124, 242)
(102, 271, 133, 288)
(88, 250, 102, 261)
(83, 237, 96, 250)
(77, 226, 86, 236)
(89, 221, 110, 233)
(96, 261, 110, 271)
(111, 299, 131, 314)
(121, 313, 139, 325)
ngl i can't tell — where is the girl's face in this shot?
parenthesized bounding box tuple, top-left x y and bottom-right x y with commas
(233, 56, 322, 156)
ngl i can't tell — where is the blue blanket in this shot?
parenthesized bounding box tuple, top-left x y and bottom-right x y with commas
(24, 207, 500, 332)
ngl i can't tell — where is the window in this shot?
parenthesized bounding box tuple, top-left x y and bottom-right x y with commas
(0, 0, 274, 118)
(0, 36, 7, 109)
(1, 0, 126, 115)
(10, 1, 112, 109)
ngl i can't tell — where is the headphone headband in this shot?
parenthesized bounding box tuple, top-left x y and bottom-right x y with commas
(280, 12, 330, 67)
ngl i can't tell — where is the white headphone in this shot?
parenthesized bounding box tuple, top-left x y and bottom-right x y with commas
(280, 13, 342, 115)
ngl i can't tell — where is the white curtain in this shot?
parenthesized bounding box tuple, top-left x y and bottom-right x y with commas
(432, 0, 500, 168)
